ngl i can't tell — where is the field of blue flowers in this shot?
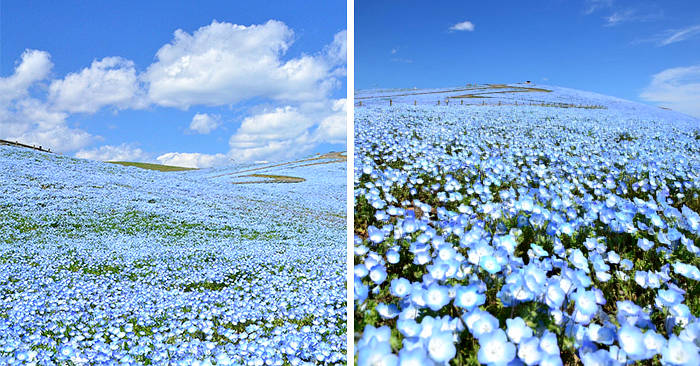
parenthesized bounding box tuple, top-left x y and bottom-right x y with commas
(0, 147, 346, 365)
(354, 85, 700, 365)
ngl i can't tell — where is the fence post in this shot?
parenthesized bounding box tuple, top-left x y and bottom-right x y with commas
(389, 99, 392, 106)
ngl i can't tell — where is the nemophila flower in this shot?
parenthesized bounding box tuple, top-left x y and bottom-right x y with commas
(518, 336, 543, 365)
(530, 243, 548, 257)
(673, 262, 700, 280)
(403, 218, 418, 234)
(368, 226, 386, 244)
(478, 329, 516, 366)
(617, 324, 647, 361)
(377, 303, 400, 319)
(670, 303, 693, 327)
(397, 318, 421, 338)
(642, 330, 666, 359)
(545, 282, 566, 309)
(506, 317, 533, 344)
(386, 248, 401, 264)
(357, 341, 398, 366)
(391, 278, 412, 298)
(656, 288, 684, 308)
(355, 278, 369, 303)
(471, 313, 500, 340)
(620, 258, 634, 270)
(569, 249, 589, 273)
(480, 255, 502, 274)
(358, 325, 392, 348)
(661, 335, 700, 366)
(539, 330, 560, 356)
(587, 323, 614, 345)
(369, 265, 388, 285)
(426, 331, 456, 363)
(424, 284, 450, 311)
(398, 347, 435, 366)
(573, 289, 598, 323)
(679, 321, 700, 344)
(540, 354, 564, 366)
(454, 284, 485, 310)
(580, 349, 613, 366)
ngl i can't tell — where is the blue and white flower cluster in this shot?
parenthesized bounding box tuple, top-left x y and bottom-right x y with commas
(354, 87, 700, 365)
(0, 146, 346, 365)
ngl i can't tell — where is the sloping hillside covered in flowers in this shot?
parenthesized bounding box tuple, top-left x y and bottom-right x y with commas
(354, 85, 700, 365)
(0, 147, 346, 365)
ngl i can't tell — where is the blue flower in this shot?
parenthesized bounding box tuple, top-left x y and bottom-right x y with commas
(398, 347, 435, 366)
(518, 336, 543, 365)
(477, 329, 516, 366)
(368, 225, 386, 244)
(454, 284, 485, 311)
(617, 324, 646, 361)
(580, 349, 613, 366)
(424, 284, 450, 311)
(506, 317, 533, 344)
(390, 278, 412, 298)
(426, 331, 456, 363)
(357, 341, 398, 366)
(480, 255, 502, 274)
(471, 312, 500, 340)
(661, 335, 699, 366)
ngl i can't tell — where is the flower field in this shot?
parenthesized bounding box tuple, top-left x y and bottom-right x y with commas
(354, 85, 700, 365)
(0, 147, 346, 365)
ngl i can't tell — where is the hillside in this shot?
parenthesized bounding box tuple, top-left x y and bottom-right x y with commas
(354, 85, 700, 365)
(0, 146, 346, 364)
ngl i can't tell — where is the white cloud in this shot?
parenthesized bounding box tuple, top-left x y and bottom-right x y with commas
(658, 25, 700, 46)
(324, 29, 347, 67)
(228, 106, 314, 162)
(227, 99, 346, 162)
(584, 0, 613, 15)
(0, 49, 52, 104)
(313, 99, 346, 144)
(156, 152, 229, 168)
(188, 113, 221, 134)
(0, 51, 95, 152)
(640, 65, 700, 117)
(450, 21, 475, 32)
(75, 143, 150, 162)
(144, 20, 345, 109)
(604, 10, 634, 26)
(48, 57, 144, 113)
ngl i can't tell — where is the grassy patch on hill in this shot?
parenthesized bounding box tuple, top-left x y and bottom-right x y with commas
(108, 161, 197, 172)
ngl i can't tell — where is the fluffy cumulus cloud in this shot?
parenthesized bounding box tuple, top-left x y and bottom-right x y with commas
(0, 50, 95, 152)
(640, 65, 700, 117)
(450, 21, 475, 32)
(1, 21, 346, 164)
(144, 20, 344, 109)
(156, 152, 229, 168)
(188, 113, 221, 134)
(228, 106, 315, 162)
(227, 98, 346, 162)
(0, 49, 52, 104)
(75, 143, 150, 162)
(49, 57, 145, 113)
(313, 98, 346, 144)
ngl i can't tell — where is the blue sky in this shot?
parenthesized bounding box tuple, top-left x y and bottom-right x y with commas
(0, 1, 346, 167)
(356, 0, 700, 117)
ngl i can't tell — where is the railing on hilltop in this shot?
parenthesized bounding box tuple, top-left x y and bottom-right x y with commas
(0, 139, 53, 153)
